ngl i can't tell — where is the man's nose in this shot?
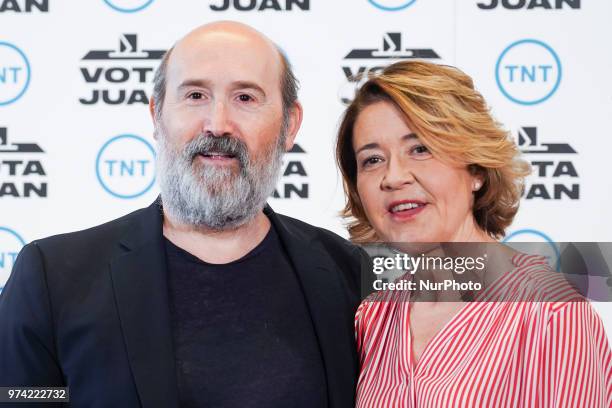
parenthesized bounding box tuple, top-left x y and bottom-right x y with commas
(204, 100, 234, 136)
(381, 157, 416, 191)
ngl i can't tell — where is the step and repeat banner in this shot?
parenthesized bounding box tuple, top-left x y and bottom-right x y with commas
(2, 0, 611, 317)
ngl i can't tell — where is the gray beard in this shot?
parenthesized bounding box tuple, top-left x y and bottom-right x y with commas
(156, 128, 286, 231)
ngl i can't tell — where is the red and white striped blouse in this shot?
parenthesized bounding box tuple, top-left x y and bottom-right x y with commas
(355, 253, 612, 407)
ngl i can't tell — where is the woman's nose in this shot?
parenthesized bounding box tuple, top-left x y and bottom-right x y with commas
(381, 158, 416, 191)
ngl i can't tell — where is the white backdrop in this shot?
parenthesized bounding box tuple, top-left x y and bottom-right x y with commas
(2, 0, 611, 329)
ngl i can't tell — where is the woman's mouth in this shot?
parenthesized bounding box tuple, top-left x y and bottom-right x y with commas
(388, 201, 427, 221)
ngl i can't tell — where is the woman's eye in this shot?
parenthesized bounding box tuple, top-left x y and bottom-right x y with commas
(188, 92, 203, 100)
(411, 144, 430, 155)
(362, 156, 383, 168)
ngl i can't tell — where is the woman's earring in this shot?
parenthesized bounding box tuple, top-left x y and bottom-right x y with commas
(473, 181, 482, 191)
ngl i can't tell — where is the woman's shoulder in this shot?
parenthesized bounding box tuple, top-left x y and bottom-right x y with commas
(355, 286, 409, 329)
(491, 252, 585, 303)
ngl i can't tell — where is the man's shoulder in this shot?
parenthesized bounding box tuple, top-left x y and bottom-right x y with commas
(33, 205, 153, 257)
(272, 211, 364, 294)
(273, 212, 353, 246)
(271, 211, 364, 262)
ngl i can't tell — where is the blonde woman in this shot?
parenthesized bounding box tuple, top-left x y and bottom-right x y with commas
(336, 61, 612, 407)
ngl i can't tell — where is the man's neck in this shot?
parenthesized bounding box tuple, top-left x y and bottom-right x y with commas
(162, 211, 271, 264)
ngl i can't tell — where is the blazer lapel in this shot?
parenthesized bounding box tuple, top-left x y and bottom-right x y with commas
(109, 201, 179, 408)
(265, 206, 359, 408)
(107, 202, 358, 408)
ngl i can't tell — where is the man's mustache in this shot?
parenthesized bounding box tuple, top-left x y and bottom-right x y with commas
(183, 133, 250, 169)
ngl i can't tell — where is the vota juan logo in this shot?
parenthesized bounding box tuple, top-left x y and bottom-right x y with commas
(477, 0, 580, 10)
(0, 127, 47, 198)
(0, 0, 48, 12)
(80, 34, 165, 106)
(209, 0, 309, 11)
(517, 126, 579, 200)
(272, 143, 309, 200)
(340, 32, 440, 105)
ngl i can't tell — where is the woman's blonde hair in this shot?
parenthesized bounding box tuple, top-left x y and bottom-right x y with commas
(336, 61, 531, 243)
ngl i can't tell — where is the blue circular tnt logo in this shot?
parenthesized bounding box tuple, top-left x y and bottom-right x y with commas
(495, 39, 562, 106)
(368, 0, 417, 11)
(503, 228, 560, 271)
(103, 0, 154, 13)
(0, 227, 26, 293)
(96, 134, 156, 199)
(0, 42, 31, 106)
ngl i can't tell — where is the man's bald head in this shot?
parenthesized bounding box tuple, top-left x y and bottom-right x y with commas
(152, 21, 298, 124)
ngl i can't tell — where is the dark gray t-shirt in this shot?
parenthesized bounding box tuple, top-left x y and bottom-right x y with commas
(165, 225, 328, 408)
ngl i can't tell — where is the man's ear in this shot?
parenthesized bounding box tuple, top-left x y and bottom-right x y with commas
(284, 101, 303, 151)
(150, 98, 159, 140)
(149, 97, 157, 122)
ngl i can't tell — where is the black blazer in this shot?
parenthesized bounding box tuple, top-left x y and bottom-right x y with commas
(0, 201, 363, 408)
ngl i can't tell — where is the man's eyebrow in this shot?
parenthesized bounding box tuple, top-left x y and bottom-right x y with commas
(177, 79, 212, 90)
(231, 81, 266, 96)
(354, 133, 418, 155)
(176, 79, 266, 96)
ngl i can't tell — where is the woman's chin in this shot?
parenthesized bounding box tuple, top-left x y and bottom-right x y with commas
(379, 228, 439, 245)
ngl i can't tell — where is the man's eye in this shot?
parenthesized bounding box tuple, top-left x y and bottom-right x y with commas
(188, 92, 203, 100)
(238, 94, 254, 102)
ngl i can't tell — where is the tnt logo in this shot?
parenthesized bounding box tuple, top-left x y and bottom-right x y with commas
(0, 227, 25, 293)
(367, 0, 417, 11)
(0, 42, 31, 106)
(96, 134, 156, 199)
(503, 229, 560, 270)
(103, 0, 154, 13)
(496, 39, 562, 105)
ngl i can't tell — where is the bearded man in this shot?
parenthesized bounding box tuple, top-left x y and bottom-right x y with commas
(0, 22, 362, 408)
